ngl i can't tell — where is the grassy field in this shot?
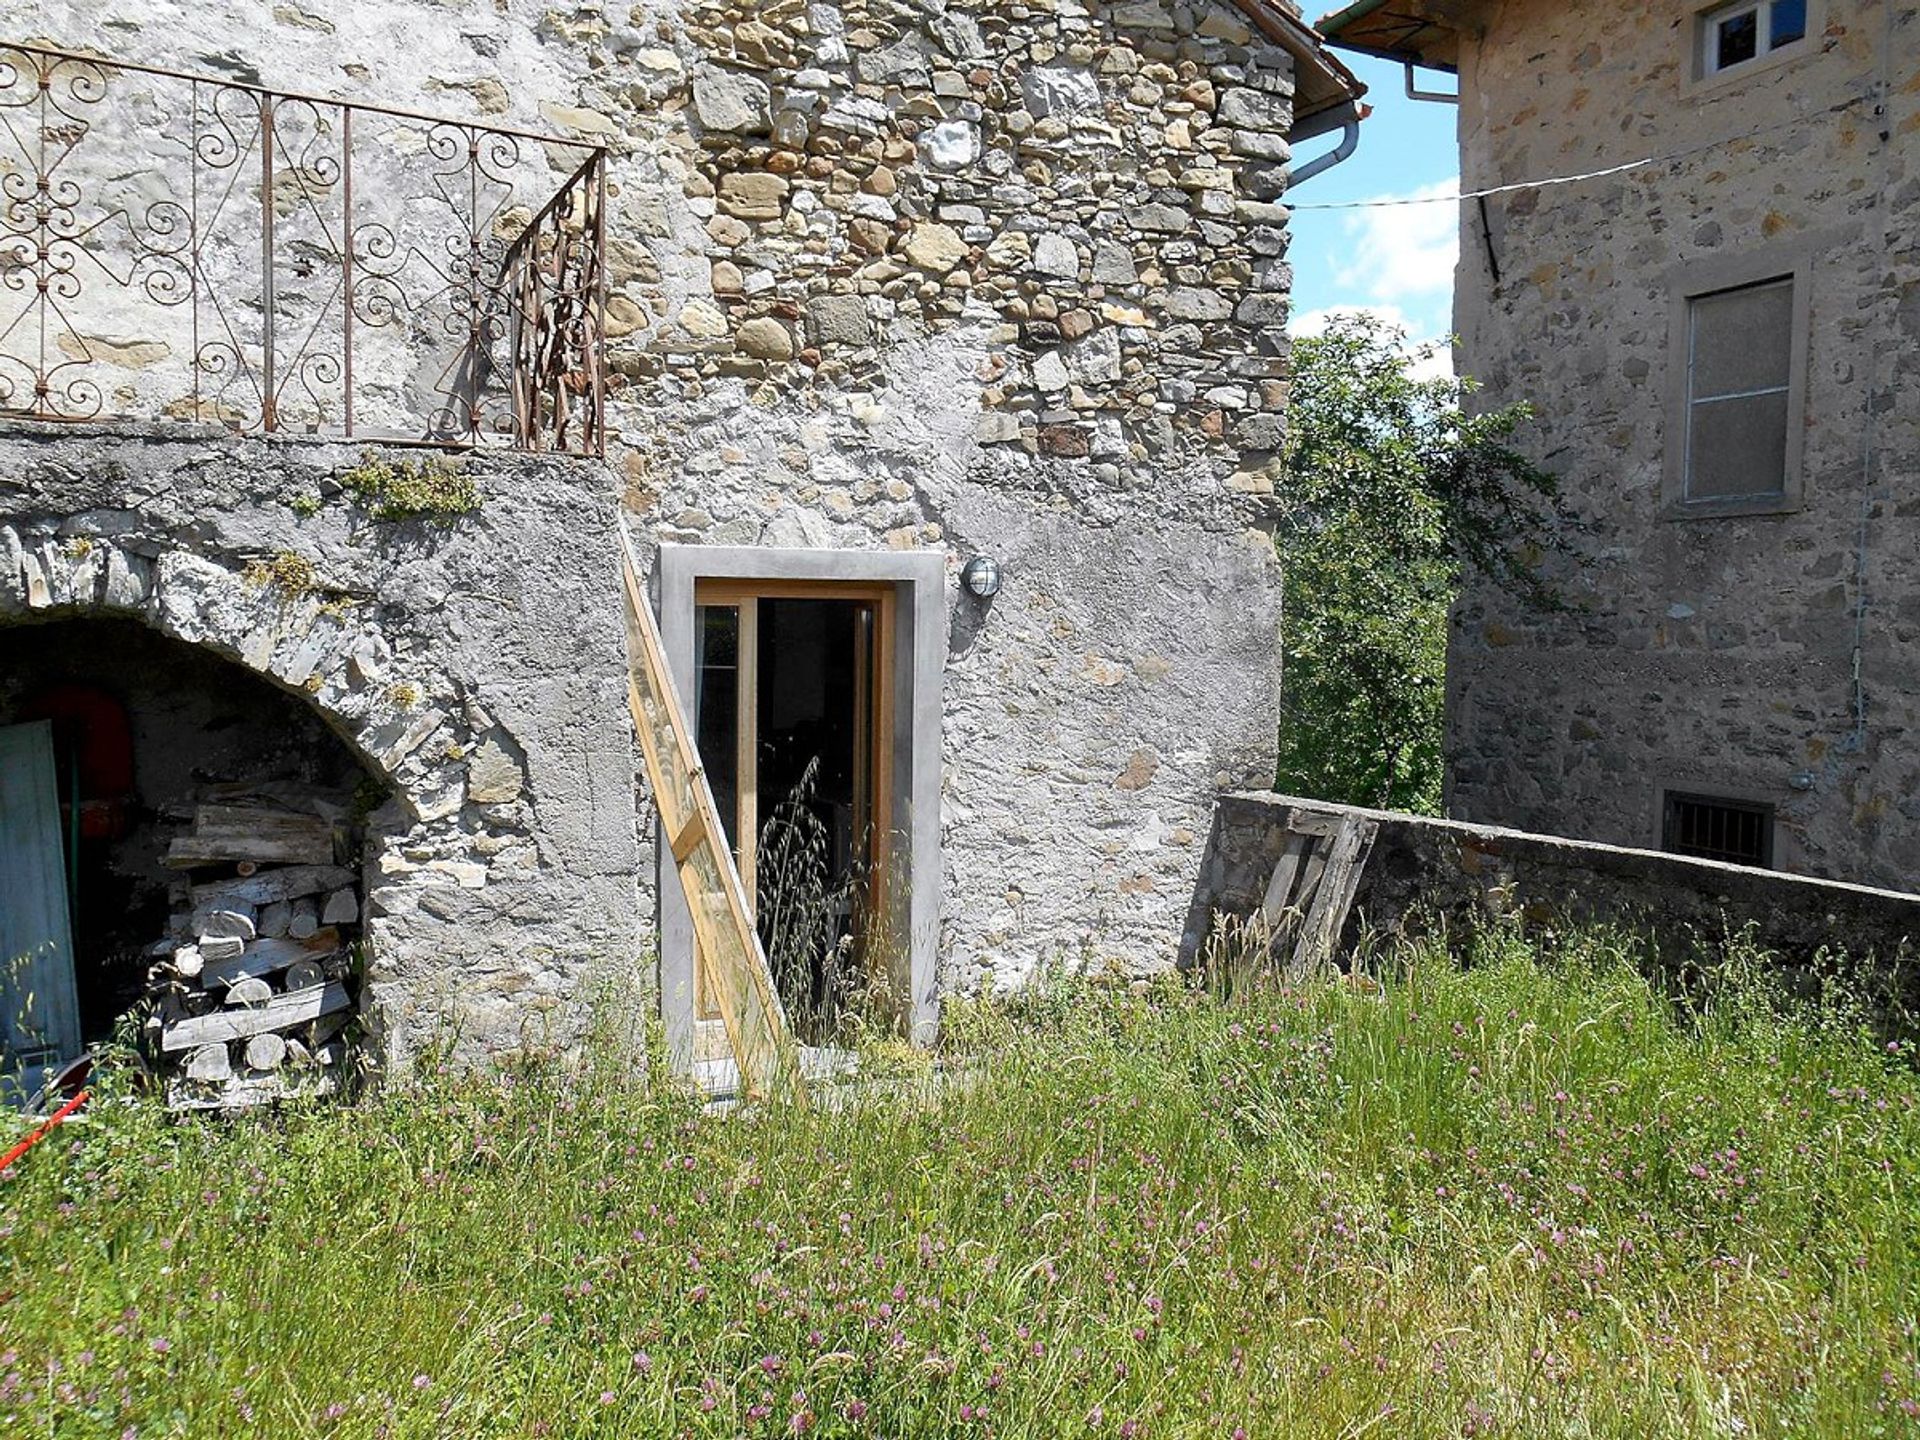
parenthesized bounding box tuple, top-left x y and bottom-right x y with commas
(2, 928, 1917, 1438)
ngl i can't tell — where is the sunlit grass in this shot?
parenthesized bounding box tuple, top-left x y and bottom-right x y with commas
(2, 927, 1917, 1438)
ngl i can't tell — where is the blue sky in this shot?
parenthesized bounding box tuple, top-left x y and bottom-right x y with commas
(1287, 52, 1463, 364)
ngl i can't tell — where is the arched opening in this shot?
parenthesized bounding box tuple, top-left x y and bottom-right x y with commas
(0, 616, 382, 1107)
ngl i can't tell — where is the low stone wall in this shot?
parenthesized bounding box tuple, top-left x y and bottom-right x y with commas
(1187, 792, 1920, 970)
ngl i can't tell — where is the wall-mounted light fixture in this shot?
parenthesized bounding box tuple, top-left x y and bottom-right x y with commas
(960, 554, 1003, 600)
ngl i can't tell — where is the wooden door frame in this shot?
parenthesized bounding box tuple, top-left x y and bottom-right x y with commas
(690, 579, 898, 1020)
(656, 547, 945, 1070)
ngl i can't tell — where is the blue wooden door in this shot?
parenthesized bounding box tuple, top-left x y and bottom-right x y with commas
(0, 721, 81, 1107)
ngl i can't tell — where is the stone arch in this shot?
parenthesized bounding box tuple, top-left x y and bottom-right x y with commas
(0, 527, 481, 818)
(0, 523, 546, 1072)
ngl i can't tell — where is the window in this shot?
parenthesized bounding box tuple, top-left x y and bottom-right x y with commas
(1701, 0, 1809, 76)
(1683, 277, 1795, 501)
(1662, 792, 1775, 868)
(1663, 247, 1810, 517)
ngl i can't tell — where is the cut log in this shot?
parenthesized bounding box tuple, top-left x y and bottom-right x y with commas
(226, 976, 274, 1008)
(321, 887, 358, 926)
(198, 935, 245, 963)
(186, 1043, 232, 1083)
(244, 1033, 287, 1072)
(190, 865, 354, 911)
(162, 982, 349, 1051)
(199, 932, 341, 990)
(166, 1070, 340, 1112)
(258, 899, 292, 938)
(287, 897, 319, 940)
(197, 909, 256, 941)
(172, 944, 204, 981)
(283, 959, 325, 992)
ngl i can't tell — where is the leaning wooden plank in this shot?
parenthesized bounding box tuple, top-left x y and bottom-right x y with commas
(1281, 832, 1333, 951)
(199, 932, 341, 990)
(190, 865, 354, 910)
(1259, 832, 1313, 930)
(618, 520, 802, 1106)
(161, 982, 349, 1052)
(1289, 817, 1378, 979)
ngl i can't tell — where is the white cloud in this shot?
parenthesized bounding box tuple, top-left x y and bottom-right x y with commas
(1331, 178, 1461, 308)
(1291, 303, 1457, 382)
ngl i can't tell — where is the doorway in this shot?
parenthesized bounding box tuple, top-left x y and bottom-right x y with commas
(693, 581, 894, 1041)
(656, 545, 945, 1073)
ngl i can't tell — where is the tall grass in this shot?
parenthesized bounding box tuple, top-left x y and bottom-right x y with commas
(1, 927, 1916, 1438)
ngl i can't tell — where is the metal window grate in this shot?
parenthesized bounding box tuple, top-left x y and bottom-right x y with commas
(1662, 793, 1775, 868)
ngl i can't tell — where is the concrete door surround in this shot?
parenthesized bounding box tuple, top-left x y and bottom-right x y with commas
(654, 545, 947, 1067)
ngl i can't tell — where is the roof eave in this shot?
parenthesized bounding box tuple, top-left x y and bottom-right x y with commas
(1229, 0, 1370, 136)
(1313, 0, 1464, 72)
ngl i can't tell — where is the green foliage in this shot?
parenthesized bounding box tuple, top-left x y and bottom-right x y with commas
(241, 549, 319, 599)
(1275, 313, 1571, 813)
(339, 450, 480, 522)
(3, 929, 1917, 1438)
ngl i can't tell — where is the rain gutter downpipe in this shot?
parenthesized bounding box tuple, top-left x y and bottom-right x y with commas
(1289, 99, 1365, 186)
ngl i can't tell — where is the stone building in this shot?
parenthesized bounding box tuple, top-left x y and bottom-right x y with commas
(1319, 0, 1918, 889)
(0, 0, 1360, 1093)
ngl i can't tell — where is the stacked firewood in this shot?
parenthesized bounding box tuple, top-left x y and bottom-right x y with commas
(144, 784, 359, 1110)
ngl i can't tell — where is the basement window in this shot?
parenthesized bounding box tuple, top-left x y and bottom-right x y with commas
(1662, 792, 1775, 868)
(1701, 0, 1810, 76)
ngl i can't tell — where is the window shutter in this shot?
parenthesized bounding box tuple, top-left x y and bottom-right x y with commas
(1686, 279, 1795, 500)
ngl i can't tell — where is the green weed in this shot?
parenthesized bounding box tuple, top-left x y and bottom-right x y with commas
(1, 931, 1915, 1437)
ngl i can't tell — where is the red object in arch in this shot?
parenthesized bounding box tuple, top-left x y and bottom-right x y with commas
(16, 684, 135, 840)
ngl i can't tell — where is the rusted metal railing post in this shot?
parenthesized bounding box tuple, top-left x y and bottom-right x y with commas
(259, 91, 276, 433)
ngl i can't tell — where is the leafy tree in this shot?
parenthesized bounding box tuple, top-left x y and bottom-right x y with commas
(1273, 312, 1570, 814)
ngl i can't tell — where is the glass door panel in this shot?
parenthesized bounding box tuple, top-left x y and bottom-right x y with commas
(693, 583, 892, 1042)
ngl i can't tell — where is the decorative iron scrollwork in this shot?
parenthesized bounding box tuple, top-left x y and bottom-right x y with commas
(0, 42, 606, 455)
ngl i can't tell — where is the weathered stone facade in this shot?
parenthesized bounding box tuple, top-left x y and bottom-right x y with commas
(1322, 0, 1920, 890)
(0, 1, 1358, 1065)
(0, 432, 648, 1070)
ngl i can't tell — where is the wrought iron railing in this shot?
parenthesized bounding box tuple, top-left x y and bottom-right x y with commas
(0, 42, 606, 455)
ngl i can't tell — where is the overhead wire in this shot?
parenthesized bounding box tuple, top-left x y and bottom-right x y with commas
(1286, 91, 1875, 210)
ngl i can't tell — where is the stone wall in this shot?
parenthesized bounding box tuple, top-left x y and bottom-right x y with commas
(1, 0, 1327, 1025)
(0, 428, 647, 1069)
(1439, 0, 1920, 889)
(1192, 792, 1920, 975)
